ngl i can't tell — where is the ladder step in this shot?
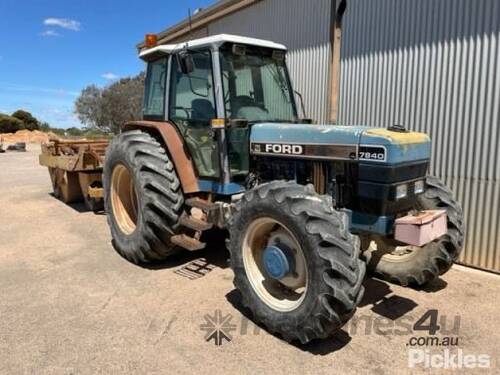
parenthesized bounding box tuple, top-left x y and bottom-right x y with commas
(180, 215, 213, 231)
(171, 234, 206, 251)
(185, 197, 217, 211)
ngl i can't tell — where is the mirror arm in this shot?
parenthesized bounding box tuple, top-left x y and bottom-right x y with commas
(294, 90, 307, 119)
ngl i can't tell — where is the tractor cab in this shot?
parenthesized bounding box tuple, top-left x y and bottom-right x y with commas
(140, 34, 299, 193)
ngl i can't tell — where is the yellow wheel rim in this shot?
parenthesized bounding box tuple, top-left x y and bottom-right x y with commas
(110, 164, 138, 235)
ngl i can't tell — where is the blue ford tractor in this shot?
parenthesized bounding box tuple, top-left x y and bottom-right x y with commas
(103, 2, 464, 343)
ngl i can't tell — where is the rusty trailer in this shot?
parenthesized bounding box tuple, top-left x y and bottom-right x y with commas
(39, 139, 109, 212)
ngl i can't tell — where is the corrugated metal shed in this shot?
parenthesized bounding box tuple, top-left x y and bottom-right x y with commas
(339, 0, 500, 272)
(148, 0, 499, 272)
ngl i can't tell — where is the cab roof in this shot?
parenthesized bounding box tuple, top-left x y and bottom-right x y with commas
(139, 34, 287, 61)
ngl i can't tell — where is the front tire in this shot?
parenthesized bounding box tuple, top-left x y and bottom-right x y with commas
(229, 181, 365, 343)
(103, 130, 184, 264)
(363, 176, 465, 286)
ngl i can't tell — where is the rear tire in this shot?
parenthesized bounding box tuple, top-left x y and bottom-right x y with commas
(363, 176, 464, 286)
(103, 130, 184, 264)
(229, 181, 365, 343)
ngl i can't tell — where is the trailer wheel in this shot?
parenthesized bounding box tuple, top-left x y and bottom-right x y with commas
(103, 130, 184, 264)
(363, 176, 464, 286)
(229, 181, 365, 343)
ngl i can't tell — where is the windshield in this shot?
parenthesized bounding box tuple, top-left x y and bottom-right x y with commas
(220, 45, 297, 123)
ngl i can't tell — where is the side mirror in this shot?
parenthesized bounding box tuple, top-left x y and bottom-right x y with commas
(177, 52, 194, 74)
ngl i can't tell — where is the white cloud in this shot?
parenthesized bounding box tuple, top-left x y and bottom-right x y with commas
(101, 73, 119, 81)
(40, 30, 60, 37)
(43, 18, 81, 31)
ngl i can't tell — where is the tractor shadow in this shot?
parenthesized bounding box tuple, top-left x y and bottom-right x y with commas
(134, 229, 230, 278)
(226, 276, 447, 356)
(359, 278, 419, 320)
(48, 193, 106, 215)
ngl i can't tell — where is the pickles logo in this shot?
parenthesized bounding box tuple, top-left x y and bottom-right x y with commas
(200, 310, 237, 346)
(408, 349, 491, 369)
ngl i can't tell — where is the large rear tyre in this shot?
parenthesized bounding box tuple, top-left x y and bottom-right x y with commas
(229, 181, 365, 343)
(103, 130, 184, 264)
(363, 176, 464, 286)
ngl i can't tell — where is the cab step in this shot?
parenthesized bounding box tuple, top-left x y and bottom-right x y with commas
(185, 197, 217, 211)
(179, 214, 213, 232)
(171, 234, 206, 251)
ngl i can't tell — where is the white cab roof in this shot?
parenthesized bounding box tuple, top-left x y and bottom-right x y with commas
(139, 34, 287, 60)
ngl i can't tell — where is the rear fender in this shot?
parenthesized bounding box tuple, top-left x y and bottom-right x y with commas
(123, 121, 199, 193)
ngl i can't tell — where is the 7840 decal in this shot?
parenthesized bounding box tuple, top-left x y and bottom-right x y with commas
(359, 145, 387, 162)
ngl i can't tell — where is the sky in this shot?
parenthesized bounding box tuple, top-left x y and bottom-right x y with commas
(0, 0, 216, 128)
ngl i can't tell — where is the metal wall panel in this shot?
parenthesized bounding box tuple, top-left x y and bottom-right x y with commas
(207, 0, 333, 123)
(339, 0, 500, 272)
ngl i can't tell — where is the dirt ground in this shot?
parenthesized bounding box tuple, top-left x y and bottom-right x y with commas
(0, 146, 498, 375)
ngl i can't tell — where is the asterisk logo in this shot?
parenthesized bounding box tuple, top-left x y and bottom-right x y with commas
(200, 310, 237, 346)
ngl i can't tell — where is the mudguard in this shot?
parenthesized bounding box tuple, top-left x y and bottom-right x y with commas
(124, 121, 199, 193)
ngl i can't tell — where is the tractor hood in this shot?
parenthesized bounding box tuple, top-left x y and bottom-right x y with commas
(249, 123, 431, 164)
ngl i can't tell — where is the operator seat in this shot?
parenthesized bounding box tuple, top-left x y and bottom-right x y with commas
(191, 99, 215, 122)
(232, 95, 270, 121)
(187, 98, 218, 177)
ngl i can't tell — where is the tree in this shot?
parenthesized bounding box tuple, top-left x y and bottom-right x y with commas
(39, 122, 51, 132)
(0, 114, 24, 133)
(66, 127, 84, 137)
(12, 109, 39, 131)
(74, 72, 145, 133)
(74, 85, 105, 130)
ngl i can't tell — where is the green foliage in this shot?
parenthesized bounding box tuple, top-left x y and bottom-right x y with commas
(39, 122, 51, 132)
(12, 109, 39, 131)
(65, 127, 84, 137)
(79, 127, 111, 139)
(75, 72, 145, 133)
(0, 114, 24, 133)
(48, 128, 66, 137)
(36, 122, 112, 140)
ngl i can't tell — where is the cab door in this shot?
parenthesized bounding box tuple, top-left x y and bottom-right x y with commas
(168, 50, 220, 179)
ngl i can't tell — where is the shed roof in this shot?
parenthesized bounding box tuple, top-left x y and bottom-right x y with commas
(136, 0, 261, 50)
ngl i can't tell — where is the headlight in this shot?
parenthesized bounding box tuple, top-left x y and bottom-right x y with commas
(396, 184, 408, 199)
(414, 180, 425, 194)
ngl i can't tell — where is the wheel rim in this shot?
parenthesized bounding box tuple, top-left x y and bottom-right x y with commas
(110, 164, 138, 235)
(242, 217, 308, 312)
(367, 240, 420, 263)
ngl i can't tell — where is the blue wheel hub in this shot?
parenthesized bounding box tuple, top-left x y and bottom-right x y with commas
(263, 245, 294, 280)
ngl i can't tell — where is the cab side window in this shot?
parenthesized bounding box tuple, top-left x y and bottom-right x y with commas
(168, 51, 216, 128)
(144, 58, 167, 118)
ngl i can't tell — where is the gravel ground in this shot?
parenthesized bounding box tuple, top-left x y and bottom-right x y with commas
(0, 145, 498, 375)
